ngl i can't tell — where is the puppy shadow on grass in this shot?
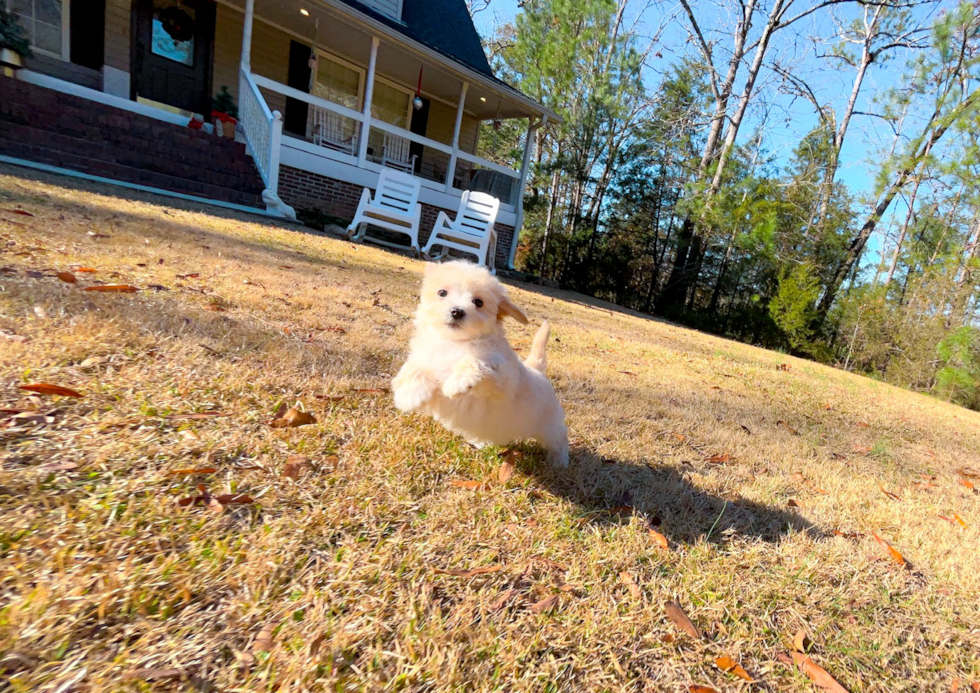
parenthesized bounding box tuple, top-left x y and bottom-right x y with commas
(511, 445, 823, 545)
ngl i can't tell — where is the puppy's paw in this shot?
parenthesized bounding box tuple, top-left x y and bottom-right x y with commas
(547, 448, 570, 468)
(392, 367, 436, 412)
(441, 371, 480, 398)
(393, 384, 431, 412)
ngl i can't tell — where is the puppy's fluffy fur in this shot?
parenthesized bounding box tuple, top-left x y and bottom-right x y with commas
(392, 261, 569, 467)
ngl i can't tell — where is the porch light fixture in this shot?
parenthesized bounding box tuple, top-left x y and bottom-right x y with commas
(300, 8, 310, 16)
(479, 97, 487, 102)
(413, 66, 424, 110)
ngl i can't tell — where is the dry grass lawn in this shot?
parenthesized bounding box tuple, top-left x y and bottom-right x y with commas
(1, 164, 979, 692)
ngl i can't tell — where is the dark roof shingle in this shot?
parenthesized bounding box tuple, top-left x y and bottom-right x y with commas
(337, 0, 495, 79)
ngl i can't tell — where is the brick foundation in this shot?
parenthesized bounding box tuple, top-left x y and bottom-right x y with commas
(0, 75, 265, 208)
(278, 165, 515, 268)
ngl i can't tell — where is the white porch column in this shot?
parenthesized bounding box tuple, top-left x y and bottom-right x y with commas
(445, 81, 469, 193)
(238, 0, 255, 103)
(509, 114, 547, 269)
(358, 37, 380, 168)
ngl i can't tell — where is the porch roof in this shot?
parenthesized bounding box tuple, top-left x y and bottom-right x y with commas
(241, 0, 559, 123)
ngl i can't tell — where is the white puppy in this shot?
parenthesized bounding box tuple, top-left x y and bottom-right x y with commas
(392, 260, 569, 467)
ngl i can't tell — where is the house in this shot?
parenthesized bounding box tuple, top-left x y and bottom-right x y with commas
(0, 0, 557, 268)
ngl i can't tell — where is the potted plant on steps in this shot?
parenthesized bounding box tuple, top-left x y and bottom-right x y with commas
(0, 8, 32, 78)
(211, 86, 238, 140)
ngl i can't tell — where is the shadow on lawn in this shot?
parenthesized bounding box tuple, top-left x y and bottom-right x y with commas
(520, 446, 822, 545)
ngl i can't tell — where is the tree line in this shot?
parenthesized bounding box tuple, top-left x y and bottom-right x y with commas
(480, 0, 980, 410)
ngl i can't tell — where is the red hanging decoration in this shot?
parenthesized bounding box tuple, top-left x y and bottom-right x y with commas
(413, 66, 424, 110)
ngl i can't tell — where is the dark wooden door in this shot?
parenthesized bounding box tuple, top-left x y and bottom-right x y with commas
(132, 0, 215, 115)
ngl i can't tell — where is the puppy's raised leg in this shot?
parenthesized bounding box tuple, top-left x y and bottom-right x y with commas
(442, 358, 503, 399)
(392, 362, 439, 412)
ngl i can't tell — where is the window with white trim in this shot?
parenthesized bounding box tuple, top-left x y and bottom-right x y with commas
(312, 53, 362, 110)
(8, 0, 69, 60)
(371, 80, 412, 129)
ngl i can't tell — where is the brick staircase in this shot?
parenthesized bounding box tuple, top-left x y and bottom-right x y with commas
(0, 75, 266, 209)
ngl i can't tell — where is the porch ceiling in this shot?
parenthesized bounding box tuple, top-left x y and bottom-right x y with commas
(236, 0, 551, 121)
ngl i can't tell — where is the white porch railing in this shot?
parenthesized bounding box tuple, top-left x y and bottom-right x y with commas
(249, 73, 522, 209)
(239, 68, 283, 192)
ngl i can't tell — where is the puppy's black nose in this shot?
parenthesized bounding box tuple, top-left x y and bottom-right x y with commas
(450, 307, 466, 320)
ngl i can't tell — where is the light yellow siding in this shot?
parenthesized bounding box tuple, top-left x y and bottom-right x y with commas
(104, 0, 131, 73)
(213, 5, 291, 116)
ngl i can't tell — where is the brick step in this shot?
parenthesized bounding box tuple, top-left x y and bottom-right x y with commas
(0, 75, 266, 208)
(0, 124, 265, 195)
(1, 138, 265, 208)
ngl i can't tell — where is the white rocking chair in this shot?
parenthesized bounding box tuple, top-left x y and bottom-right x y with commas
(347, 168, 423, 255)
(311, 107, 357, 156)
(380, 133, 417, 173)
(422, 191, 501, 272)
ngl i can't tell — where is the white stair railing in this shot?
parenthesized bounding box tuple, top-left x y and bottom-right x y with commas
(238, 68, 294, 219)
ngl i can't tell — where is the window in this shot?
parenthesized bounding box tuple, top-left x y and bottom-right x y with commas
(8, 0, 68, 59)
(371, 80, 411, 128)
(313, 53, 362, 110)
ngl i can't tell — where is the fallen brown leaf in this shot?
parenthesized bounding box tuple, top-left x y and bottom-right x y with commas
(649, 526, 669, 550)
(953, 513, 967, 527)
(56, 271, 77, 284)
(76, 267, 97, 273)
(17, 383, 83, 398)
(777, 420, 799, 435)
(872, 533, 906, 566)
(780, 651, 850, 693)
(880, 485, 901, 501)
(84, 284, 139, 293)
(673, 433, 686, 442)
(167, 468, 217, 476)
(787, 499, 801, 508)
(498, 453, 516, 483)
(530, 594, 559, 614)
(351, 388, 388, 394)
(793, 628, 812, 653)
(959, 478, 976, 491)
(283, 455, 312, 480)
(856, 422, 870, 428)
(253, 622, 276, 654)
(214, 494, 254, 505)
(665, 601, 701, 639)
(705, 452, 732, 464)
(716, 655, 753, 682)
(269, 408, 317, 428)
(434, 565, 502, 577)
(3, 208, 34, 216)
(958, 467, 980, 479)
(490, 588, 518, 611)
(777, 363, 791, 371)
(449, 479, 486, 490)
(124, 668, 184, 681)
(619, 571, 642, 600)
(689, 686, 719, 693)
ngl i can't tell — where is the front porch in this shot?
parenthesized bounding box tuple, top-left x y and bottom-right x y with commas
(0, 0, 554, 268)
(229, 0, 551, 267)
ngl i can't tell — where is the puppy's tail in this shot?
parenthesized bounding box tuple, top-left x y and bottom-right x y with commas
(524, 321, 551, 375)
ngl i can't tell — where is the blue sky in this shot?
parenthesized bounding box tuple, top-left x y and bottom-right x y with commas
(473, 0, 949, 261)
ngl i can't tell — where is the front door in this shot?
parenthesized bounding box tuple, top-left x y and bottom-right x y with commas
(132, 0, 215, 116)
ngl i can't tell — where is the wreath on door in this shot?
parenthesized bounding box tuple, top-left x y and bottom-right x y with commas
(157, 5, 194, 43)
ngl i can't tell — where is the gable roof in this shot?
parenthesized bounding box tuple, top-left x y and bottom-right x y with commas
(336, 0, 495, 80)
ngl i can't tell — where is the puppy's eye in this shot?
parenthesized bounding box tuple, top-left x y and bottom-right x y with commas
(437, 289, 448, 298)
(473, 298, 484, 308)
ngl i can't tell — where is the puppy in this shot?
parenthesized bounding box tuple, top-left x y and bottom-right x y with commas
(392, 260, 569, 467)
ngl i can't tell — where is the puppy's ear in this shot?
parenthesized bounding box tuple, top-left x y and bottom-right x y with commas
(498, 296, 529, 324)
